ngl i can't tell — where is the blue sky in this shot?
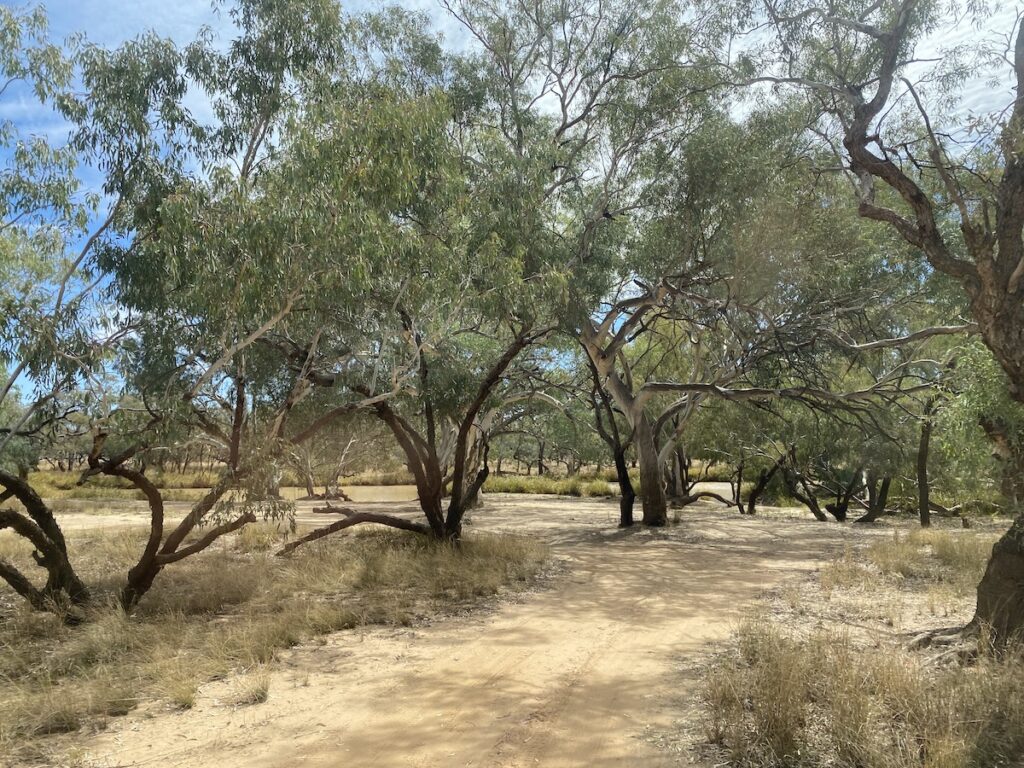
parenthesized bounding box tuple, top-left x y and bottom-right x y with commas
(26, 0, 1023, 115)
(3, 0, 1020, 153)
(39, 0, 466, 48)
(1, 1, 473, 140)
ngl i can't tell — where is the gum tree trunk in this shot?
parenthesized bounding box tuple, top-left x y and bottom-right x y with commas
(856, 474, 891, 523)
(614, 449, 636, 527)
(634, 415, 667, 526)
(745, 455, 785, 515)
(975, 516, 1024, 641)
(917, 414, 932, 528)
(0, 471, 89, 612)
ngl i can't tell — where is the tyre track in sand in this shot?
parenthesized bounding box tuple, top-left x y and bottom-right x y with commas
(79, 496, 848, 768)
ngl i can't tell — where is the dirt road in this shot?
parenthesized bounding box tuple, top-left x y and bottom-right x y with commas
(79, 496, 848, 768)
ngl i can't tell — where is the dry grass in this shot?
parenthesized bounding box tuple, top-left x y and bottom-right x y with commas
(699, 526, 1021, 768)
(819, 545, 870, 594)
(229, 667, 270, 706)
(702, 620, 1024, 768)
(867, 531, 929, 578)
(816, 529, 995, 603)
(235, 521, 292, 553)
(867, 529, 997, 595)
(0, 525, 548, 762)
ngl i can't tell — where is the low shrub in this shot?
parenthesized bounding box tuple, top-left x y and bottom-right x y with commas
(483, 474, 615, 497)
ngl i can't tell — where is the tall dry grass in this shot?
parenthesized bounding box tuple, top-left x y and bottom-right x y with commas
(868, 529, 998, 594)
(702, 527, 1019, 768)
(703, 620, 1024, 768)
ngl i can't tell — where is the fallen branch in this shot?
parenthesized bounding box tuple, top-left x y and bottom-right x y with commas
(276, 510, 430, 556)
(300, 489, 354, 503)
(928, 499, 1001, 516)
(312, 504, 357, 515)
(670, 491, 733, 507)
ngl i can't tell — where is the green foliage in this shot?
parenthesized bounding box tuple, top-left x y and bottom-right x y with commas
(484, 474, 615, 497)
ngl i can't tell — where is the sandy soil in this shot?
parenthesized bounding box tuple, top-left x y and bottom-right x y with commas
(72, 495, 853, 768)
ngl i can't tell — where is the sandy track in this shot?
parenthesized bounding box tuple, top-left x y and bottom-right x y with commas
(78, 496, 848, 768)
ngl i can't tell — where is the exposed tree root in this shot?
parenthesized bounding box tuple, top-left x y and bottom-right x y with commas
(908, 620, 982, 664)
(669, 491, 732, 508)
(907, 621, 977, 650)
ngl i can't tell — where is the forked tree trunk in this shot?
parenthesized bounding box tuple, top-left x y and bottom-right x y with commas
(781, 449, 827, 522)
(447, 444, 490, 537)
(825, 470, 862, 522)
(0, 471, 90, 614)
(856, 474, 891, 523)
(745, 456, 784, 515)
(733, 462, 744, 513)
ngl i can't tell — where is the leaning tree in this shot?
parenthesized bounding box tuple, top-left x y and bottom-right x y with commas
(740, 0, 1024, 642)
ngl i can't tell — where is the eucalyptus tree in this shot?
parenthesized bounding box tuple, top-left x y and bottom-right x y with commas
(436, 0, 737, 526)
(0, 5, 195, 613)
(734, 0, 1024, 643)
(487, 377, 602, 478)
(281, 0, 687, 545)
(75, 1, 479, 599)
(582, 100, 959, 525)
(284, 410, 396, 499)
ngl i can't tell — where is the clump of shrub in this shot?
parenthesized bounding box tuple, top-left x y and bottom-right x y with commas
(483, 475, 614, 497)
(344, 470, 415, 486)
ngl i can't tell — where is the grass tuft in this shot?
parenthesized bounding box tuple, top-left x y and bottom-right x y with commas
(229, 668, 270, 706)
(867, 531, 926, 578)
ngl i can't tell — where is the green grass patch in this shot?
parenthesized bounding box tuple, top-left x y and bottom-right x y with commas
(483, 475, 615, 497)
